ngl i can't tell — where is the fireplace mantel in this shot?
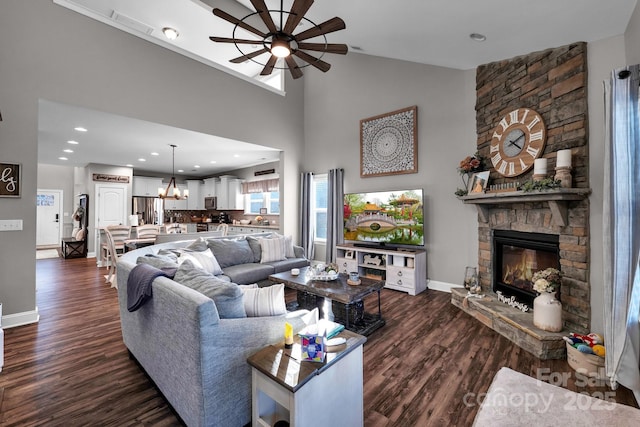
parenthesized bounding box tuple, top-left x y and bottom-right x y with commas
(459, 188, 591, 226)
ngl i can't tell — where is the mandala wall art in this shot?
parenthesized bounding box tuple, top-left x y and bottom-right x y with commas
(360, 106, 418, 178)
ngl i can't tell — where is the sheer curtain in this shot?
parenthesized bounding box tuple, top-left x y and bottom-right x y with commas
(325, 168, 344, 263)
(603, 64, 640, 403)
(300, 172, 315, 260)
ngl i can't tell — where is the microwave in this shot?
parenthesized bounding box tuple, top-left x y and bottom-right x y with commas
(204, 197, 217, 210)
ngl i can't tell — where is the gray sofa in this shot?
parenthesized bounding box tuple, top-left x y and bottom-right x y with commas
(117, 240, 311, 427)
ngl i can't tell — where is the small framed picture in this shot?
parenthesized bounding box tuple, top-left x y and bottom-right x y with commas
(0, 162, 21, 198)
(259, 207, 268, 214)
(345, 250, 354, 259)
(468, 171, 489, 194)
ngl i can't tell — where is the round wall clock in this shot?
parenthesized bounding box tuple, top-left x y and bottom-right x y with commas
(489, 108, 546, 177)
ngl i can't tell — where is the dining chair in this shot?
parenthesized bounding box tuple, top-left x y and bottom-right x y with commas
(215, 223, 229, 236)
(101, 225, 131, 286)
(135, 224, 161, 239)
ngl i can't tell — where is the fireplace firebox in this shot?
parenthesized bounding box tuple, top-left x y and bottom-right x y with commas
(492, 230, 560, 307)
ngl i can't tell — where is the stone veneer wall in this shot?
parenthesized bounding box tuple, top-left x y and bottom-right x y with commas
(474, 42, 590, 333)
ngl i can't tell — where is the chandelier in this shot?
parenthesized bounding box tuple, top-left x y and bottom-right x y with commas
(158, 144, 188, 200)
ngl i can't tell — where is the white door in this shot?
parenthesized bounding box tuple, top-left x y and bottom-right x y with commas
(36, 189, 63, 246)
(96, 184, 127, 227)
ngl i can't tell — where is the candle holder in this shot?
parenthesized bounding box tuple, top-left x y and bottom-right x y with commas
(554, 166, 572, 188)
(533, 173, 547, 182)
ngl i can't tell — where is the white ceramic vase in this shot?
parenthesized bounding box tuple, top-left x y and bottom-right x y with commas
(533, 292, 563, 332)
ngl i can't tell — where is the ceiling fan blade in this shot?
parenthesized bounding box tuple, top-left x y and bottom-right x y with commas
(213, 8, 266, 39)
(250, 0, 278, 34)
(230, 48, 269, 63)
(297, 42, 348, 55)
(209, 36, 262, 45)
(284, 55, 304, 79)
(293, 50, 331, 72)
(294, 17, 346, 42)
(260, 55, 278, 76)
(283, 0, 314, 34)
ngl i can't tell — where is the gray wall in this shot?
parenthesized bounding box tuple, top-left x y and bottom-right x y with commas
(302, 52, 478, 285)
(0, 0, 304, 320)
(625, 1, 640, 65)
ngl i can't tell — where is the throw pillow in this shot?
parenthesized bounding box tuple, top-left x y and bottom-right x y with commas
(241, 283, 286, 317)
(75, 228, 86, 240)
(137, 254, 179, 269)
(185, 237, 209, 252)
(174, 260, 246, 319)
(178, 249, 223, 276)
(259, 236, 287, 263)
(282, 234, 296, 258)
(207, 238, 254, 268)
(71, 227, 80, 239)
(246, 236, 263, 263)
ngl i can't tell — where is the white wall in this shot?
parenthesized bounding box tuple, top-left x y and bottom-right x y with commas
(625, 1, 640, 65)
(302, 52, 478, 286)
(0, 0, 304, 321)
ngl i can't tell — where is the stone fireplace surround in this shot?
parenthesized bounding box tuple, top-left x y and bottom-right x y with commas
(451, 42, 591, 359)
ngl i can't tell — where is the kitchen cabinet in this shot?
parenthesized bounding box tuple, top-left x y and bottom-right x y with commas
(133, 176, 163, 197)
(187, 180, 204, 210)
(216, 175, 244, 210)
(202, 177, 218, 198)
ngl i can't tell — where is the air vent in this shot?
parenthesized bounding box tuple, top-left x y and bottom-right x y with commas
(110, 11, 154, 35)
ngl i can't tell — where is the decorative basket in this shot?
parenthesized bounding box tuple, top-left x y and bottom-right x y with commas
(566, 342, 606, 379)
(309, 272, 339, 281)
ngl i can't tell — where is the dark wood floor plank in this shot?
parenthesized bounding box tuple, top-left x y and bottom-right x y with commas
(0, 257, 636, 426)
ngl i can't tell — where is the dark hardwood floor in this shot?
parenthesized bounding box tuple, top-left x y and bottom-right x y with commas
(0, 257, 636, 426)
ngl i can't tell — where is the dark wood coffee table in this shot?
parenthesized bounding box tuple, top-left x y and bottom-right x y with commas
(269, 267, 385, 336)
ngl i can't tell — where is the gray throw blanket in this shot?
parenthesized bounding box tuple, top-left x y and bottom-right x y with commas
(127, 263, 177, 312)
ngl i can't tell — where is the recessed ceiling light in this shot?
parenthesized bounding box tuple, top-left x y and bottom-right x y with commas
(63, 149, 73, 153)
(151, 152, 159, 156)
(67, 140, 79, 145)
(58, 157, 68, 160)
(138, 158, 146, 162)
(125, 164, 134, 167)
(74, 127, 87, 132)
(350, 45, 363, 51)
(162, 27, 179, 40)
(210, 160, 217, 164)
(177, 169, 184, 173)
(233, 154, 240, 158)
(194, 165, 200, 169)
(470, 33, 487, 42)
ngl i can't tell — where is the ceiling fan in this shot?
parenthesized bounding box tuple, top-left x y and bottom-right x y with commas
(209, 0, 348, 79)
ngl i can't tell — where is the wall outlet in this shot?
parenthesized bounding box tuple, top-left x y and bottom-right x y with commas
(0, 219, 23, 231)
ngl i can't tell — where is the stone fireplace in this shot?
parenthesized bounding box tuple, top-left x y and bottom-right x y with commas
(451, 42, 592, 359)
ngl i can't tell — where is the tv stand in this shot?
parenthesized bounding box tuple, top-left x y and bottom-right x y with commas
(336, 244, 427, 296)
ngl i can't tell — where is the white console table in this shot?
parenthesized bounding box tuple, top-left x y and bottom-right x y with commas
(336, 244, 427, 295)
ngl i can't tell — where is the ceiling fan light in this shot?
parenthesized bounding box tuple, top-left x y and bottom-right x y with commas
(271, 39, 291, 58)
(162, 27, 179, 40)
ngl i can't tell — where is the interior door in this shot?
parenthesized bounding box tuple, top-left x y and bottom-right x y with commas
(36, 189, 63, 246)
(96, 184, 127, 227)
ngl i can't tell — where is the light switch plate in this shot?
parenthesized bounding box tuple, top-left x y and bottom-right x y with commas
(0, 219, 23, 231)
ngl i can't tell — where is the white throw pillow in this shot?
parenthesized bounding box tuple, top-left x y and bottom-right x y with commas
(241, 283, 286, 317)
(178, 249, 223, 275)
(259, 236, 287, 263)
(75, 228, 86, 240)
(274, 233, 296, 258)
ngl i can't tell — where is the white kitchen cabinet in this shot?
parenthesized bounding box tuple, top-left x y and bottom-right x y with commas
(202, 177, 218, 197)
(336, 244, 427, 296)
(133, 176, 163, 197)
(162, 184, 187, 210)
(216, 175, 244, 210)
(187, 179, 204, 210)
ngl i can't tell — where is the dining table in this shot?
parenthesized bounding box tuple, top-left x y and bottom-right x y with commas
(123, 237, 157, 252)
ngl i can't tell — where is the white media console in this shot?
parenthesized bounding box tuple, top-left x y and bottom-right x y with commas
(336, 244, 427, 296)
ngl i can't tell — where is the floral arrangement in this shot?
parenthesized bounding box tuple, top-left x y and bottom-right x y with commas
(532, 267, 562, 293)
(455, 152, 486, 197)
(520, 177, 562, 193)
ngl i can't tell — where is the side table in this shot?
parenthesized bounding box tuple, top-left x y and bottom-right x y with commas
(247, 330, 366, 427)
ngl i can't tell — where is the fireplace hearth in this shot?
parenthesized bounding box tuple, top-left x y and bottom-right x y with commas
(493, 230, 560, 308)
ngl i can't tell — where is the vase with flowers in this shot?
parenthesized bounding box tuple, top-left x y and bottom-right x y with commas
(455, 152, 486, 197)
(532, 267, 563, 332)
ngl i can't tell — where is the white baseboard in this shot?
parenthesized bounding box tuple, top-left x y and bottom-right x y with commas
(427, 280, 465, 294)
(1, 307, 40, 329)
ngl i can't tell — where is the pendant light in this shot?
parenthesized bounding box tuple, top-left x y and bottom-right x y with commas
(158, 144, 189, 200)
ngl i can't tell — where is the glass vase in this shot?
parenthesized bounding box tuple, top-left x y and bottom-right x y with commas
(463, 266, 478, 290)
(533, 292, 563, 332)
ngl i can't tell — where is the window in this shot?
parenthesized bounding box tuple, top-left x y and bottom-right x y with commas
(245, 191, 280, 214)
(312, 174, 328, 241)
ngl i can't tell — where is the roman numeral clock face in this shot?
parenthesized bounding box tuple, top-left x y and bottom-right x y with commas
(490, 108, 546, 177)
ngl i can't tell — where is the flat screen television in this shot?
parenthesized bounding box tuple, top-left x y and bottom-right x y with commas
(343, 188, 424, 248)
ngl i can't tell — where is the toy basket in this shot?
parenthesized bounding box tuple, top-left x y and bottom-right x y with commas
(566, 342, 606, 379)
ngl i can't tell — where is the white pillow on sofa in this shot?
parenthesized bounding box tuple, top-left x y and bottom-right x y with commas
(178, 249, 223, 276)
(241, 283, 286, 317)
(259, 236, 287, 263)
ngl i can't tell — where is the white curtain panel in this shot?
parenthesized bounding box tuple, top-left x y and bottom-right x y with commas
(603, 64, 640, 404)
(300, 172, 315, 260)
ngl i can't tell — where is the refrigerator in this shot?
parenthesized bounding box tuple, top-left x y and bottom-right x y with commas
(132, 197, 163, 225)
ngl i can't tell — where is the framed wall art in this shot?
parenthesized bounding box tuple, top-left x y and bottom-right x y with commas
(468, 171, 489, 194)
(360, 106, 418, 178)
(0, 162, 21, 198)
